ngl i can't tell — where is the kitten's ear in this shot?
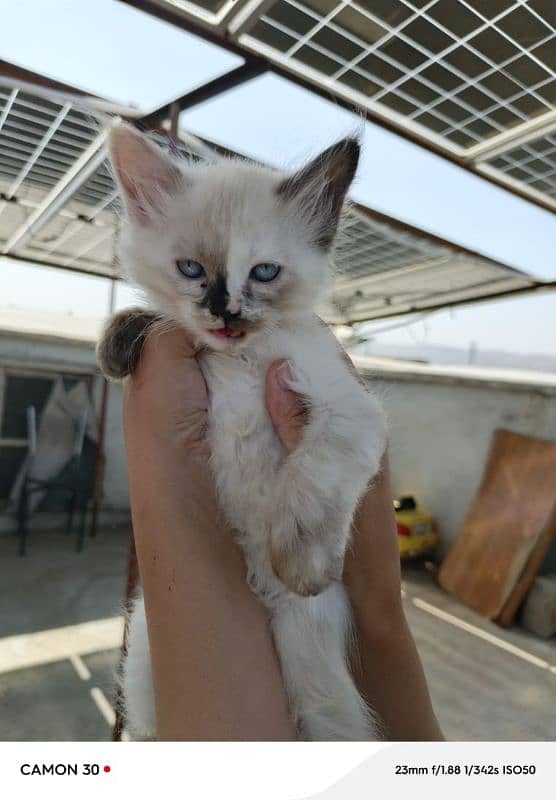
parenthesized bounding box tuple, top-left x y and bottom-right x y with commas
(277, 137, 360, 248)
(109, 123, 183, 224)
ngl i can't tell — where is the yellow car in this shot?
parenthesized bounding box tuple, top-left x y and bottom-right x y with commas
(394, 496, 438, 558)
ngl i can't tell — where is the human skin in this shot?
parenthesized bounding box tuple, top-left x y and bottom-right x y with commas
(123, 323, 443, 741)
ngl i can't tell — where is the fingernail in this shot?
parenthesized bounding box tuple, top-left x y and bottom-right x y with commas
(275, 361, 293, 391)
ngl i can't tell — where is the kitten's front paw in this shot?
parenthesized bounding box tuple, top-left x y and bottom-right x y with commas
(97, 308, 160, 379)
(270, 522, 342, 597)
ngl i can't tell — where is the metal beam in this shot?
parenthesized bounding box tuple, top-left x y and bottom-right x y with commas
(117, 0, 249, 58)
(136, 0, 259, 34)
(465, 110, 556, 164)
(0, 77, 141, 120)
(333, 273, 528, 314)
(0, 87, 18, 132)
(0, 58, 94, 98)
(137, 0, 239, 30)
(227, 0, 275, 37)
(0, 251, 117, 280)
(139, 61, 267, 128)
(329, 280, 556, 325)
(217, 0, 265, 34)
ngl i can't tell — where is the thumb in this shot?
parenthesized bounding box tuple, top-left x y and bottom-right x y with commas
(265, 360, 307, 453)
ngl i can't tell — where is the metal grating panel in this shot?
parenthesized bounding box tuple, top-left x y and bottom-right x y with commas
(0, 88, 98, 197)
(242, 1, 555, 146)
(109, 0, 556, 209)
(335, 208, 449, 279)
(0, 84, 106, 264)
(18, 133, 205, 275)
(322, 207, 535, 322)
(484, 130, 556, 200)
(232, 0, 556, 206)
(0, 81, 208, 274)
(0, 80, 539, 319)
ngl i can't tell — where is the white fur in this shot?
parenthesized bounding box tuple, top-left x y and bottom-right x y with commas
(110, 126, 387, 740)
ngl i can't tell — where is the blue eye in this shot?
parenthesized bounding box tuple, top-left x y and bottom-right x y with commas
(177, 259, 204, 279)
(250, 263, 281, 282)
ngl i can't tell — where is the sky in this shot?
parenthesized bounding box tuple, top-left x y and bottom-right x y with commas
(0, 0, 555, 357)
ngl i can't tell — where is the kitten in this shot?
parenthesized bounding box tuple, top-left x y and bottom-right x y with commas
(98, 124, 387, 741)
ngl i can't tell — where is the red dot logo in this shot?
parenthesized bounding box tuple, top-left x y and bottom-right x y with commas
(103, 766, 111, 773)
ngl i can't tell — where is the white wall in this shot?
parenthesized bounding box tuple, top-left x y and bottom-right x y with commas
(358, 360, 556, 553)
(2, 332, 555, 553)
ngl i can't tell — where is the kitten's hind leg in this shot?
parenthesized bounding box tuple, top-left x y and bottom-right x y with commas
(96, 308, 160, 380)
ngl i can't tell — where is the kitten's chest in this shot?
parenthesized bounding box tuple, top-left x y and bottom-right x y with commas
(200, 351, 268, 437)
(198, 350, 285, 515)
(198, 350, 291, 598)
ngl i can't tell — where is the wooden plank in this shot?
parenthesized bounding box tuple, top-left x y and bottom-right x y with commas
(439, 429, 556, 620)
(496, 504, 556, 626)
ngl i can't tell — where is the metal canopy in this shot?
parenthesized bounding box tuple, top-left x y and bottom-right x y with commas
(0, 81, 206, 277)
(324, 206, 537, 322)
(120, 0, 556, 214)
(0, 76, 541, 323)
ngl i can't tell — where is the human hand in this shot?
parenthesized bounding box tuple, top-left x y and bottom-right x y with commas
(121, 323, 295, 740)
(123, 320, 400, 608)
(121, 326, 438, 740)
(265, 357, 402, 618)
(122, 321, 209, 462)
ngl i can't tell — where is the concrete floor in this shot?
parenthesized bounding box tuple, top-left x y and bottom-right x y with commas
(0, 528, 554, 741)
(401, 563, 555, 741)
(0, 526, 129, 741)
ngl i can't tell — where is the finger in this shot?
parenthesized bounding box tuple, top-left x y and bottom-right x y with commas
(266, 360, 307, 453)
(144, 319, 198, 361)
(131, 319, 198, 384)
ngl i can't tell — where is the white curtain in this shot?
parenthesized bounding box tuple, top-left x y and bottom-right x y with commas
(9, 378, 98, 512)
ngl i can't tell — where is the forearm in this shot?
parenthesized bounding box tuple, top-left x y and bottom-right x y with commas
(127, 441, 295, 741)
(345, 457, 443, 741)
(351, 603, 444, 741)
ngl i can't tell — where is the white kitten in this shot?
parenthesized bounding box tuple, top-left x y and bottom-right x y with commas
(98, 125, 387, 741)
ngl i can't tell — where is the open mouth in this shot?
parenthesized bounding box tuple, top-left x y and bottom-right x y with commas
(207, 327, 246, 340)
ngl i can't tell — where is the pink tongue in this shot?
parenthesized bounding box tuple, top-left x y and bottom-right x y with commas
(211, 327, 242, 339)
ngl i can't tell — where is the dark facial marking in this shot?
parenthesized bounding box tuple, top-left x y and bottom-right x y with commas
(201, 274, 241, 323)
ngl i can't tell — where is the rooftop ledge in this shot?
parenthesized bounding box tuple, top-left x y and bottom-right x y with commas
(0, 309, 554, 396)
(353, 354, 556, 396)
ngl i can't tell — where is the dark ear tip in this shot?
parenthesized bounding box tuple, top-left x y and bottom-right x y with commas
(342, 137, 361, 165)
(344, 136, 360, 151)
